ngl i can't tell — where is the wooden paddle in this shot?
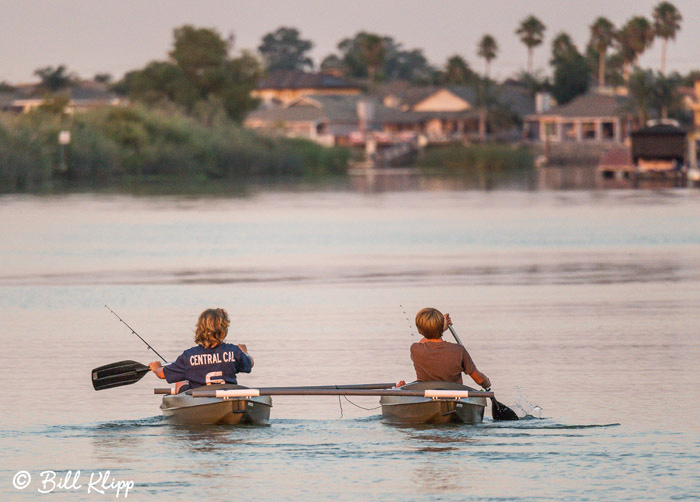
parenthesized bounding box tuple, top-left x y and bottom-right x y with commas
(91, 360, 151, 391)
(447, 325, 519, 421)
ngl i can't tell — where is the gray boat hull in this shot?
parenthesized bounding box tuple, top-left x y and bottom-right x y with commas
(160, 384, 272, 425)
(380, 381, 486, 424)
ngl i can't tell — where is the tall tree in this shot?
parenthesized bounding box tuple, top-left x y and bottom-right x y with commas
(384, 48, 435, 83)
(550, 32, 579, 67)
(444, 55, 474, 85)
(258, 26, 314, 72)
(516, 15, 546, 74)
(357, 33, 385, 83)
(335, 32, 435, 84)
(627, 69, 656, 125)
(616, 17, 655, 81)
(169, 25, 228, 86)
(117, 26, 261, 121)
(477, 35, 498, 78)
(652, 2, 682, 74)
(337, 32, 386, 78)
(34, 65, 72, 91)
(589, 17, 616, 87)
(549, 34, 590, 105)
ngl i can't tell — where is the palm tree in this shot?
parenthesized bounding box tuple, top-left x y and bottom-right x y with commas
(589, 17, 616, 87)
(652, 1, 682, 74)
(516, 15, 546, 74)
(477, 35, 498, 78)
(357, 33, 385, 84)
(616, 16, 655, 81)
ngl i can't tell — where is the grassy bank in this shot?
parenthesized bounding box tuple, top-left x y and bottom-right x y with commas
(0, 105, 350, 194)
(416, 144, 535, 189)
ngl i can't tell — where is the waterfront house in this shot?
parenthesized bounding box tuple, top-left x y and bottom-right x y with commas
(245, 94, 403, 146)
(251, 70, 361, 105)
(245, 77, 535, 147)
(0, 81, 123, 113)
(379, 82, 533, 141)
(524, 91, 630, 143)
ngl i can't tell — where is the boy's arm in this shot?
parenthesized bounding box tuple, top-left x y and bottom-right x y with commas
(238, 344, 254, 368)
(149, 361, 165, 379)
(468, 368, 491, 389)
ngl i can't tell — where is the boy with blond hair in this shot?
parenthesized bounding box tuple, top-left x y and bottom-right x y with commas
(149, 308, 254, 392)
(397, 307, 491, 388)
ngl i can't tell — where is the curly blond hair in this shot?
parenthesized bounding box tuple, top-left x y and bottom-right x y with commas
(194, 308, 230, 348)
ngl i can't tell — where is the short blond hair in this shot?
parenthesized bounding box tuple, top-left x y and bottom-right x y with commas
(415, 308, 444, 339)
(194, 308, 230, 348)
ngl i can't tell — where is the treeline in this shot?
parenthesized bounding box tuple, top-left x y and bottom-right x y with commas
(108, 2, 691, 128)
(0, 2, 695, 192)
(0, 26, 351, 193)
(0, 105, 349, 193)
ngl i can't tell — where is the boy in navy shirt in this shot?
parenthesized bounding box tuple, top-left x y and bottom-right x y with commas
(149, 308, 254, 392)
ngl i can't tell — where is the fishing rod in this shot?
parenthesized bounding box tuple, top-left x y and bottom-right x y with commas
(104, 305, 168, 363)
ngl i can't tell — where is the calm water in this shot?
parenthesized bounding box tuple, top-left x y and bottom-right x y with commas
(1, 190, 699, 501)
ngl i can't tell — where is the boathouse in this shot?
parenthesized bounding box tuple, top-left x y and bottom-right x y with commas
(630, 122, 686, 173)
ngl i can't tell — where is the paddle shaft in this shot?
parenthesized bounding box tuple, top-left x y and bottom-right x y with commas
(447, 325, 465, 346)
(448, 325, 519, 421)
(191, 388, 495, 398)
(154, 382, 398, 394)
(105, 305, 167, 363)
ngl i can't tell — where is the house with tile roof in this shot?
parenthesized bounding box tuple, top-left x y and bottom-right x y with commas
(524, 91, 631, 143)
(251, 70, 361, 104)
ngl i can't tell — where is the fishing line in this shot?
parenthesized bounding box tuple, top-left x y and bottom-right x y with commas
(337, 395, 381, 418)
(342, 396, 381, 411)
(399, 304, 415, 336)
(104, 305, 168, 363)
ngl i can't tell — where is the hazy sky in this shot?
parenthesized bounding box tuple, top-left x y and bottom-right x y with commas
(1, 0, 698, 83)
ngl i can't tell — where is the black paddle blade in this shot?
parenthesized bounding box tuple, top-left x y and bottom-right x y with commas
(91, 360, 150, 391)
(491, 397, 519, 421)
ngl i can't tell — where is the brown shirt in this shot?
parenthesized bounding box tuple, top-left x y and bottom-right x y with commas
(410, 340, 476, 384)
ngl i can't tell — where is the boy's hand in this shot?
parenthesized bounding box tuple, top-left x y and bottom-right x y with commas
(148, 361, 162, 373)
(238, 344, 248, 353)
(443, 313, 452, 331)
(395, 380, 406, 388)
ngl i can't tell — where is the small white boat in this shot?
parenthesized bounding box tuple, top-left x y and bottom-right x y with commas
(158, 384, 272, 425)
(380, 381, 487, 424)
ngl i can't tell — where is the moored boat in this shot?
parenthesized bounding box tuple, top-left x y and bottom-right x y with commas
(380, 381, 487, 424)
(159, 384, 272, 425)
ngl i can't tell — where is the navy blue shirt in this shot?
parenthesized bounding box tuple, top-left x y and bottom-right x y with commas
(163, 342, 252, 389)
